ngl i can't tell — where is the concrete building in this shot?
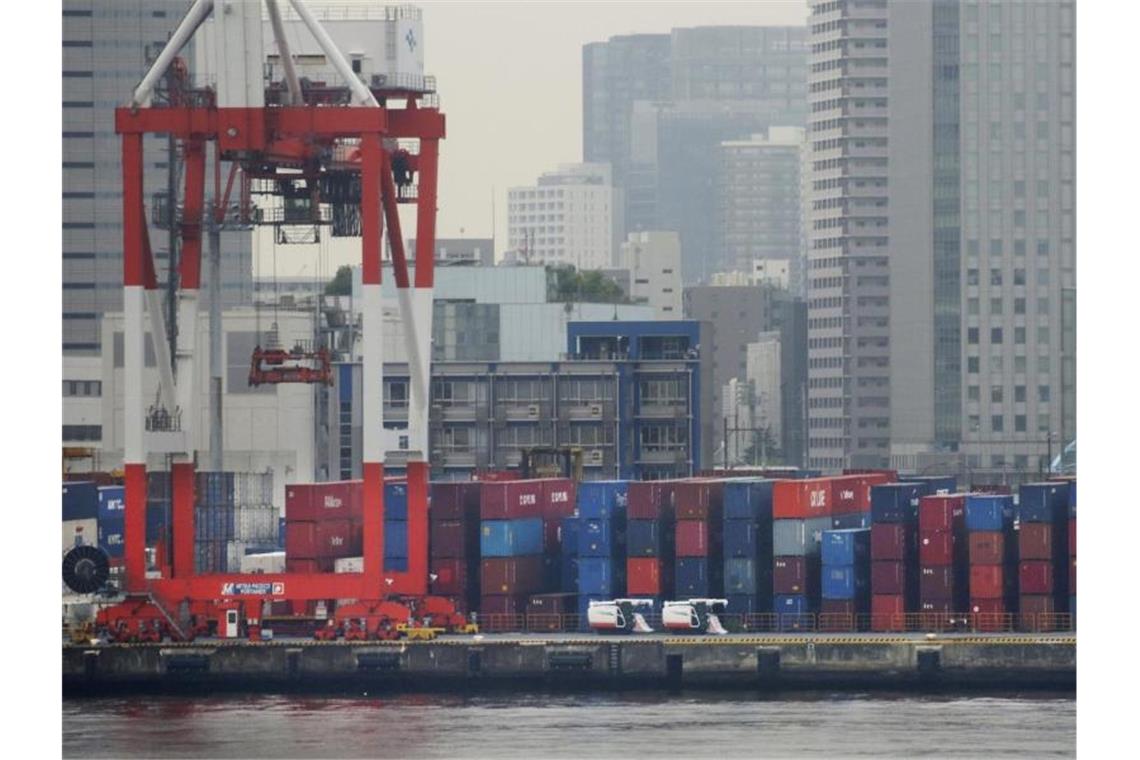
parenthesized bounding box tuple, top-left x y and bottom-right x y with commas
(507, 164, 619, 270)
(618, 231, 683, 319)
(716, 128, 806, 284)
(805, 0, 1076, 477)
(747, 331, 783, 448)
(752, 259, 792, 290)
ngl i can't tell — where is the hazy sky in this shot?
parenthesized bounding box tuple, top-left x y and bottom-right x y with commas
(261, 1, 807, 277)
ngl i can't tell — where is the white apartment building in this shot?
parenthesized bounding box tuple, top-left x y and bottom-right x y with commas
(508, 163, 618, 271)
(752, 258, 791, 290)
(747, 331, 783, 446)
(619, 231, 682, 319)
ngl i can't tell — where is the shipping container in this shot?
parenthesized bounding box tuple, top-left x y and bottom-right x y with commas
(1018, 482, 1070, 523)
(920, 600, 953, 614)
(675, 520, 710, 557)
(675, 557, 720, 596)
(674, 480, 724, 520)
(97, 518, 124, 559)
(900, 475, 957, 494)
(526, 592, 578, 617)
(541, 478, 578, 519)
(1068, 518, 1076, 557)
(726, 595, 764, 616)
(577, 557, 623, 596)
(722, 479, 774, 521)
(285, 522, 318, 559)
(285, 481, 362, 522)
(1018, 561, 1055, 595)
(384, 519, 408, 559)
(96, 486, 125, 521)
(285, 557, 332, 574)
(480, 480, 544, 520)
(773, 517, 831, 556)
(724, 558, 760, 595)
(479, 594, 528, 616)
(871, 594, 906, 631)
(627, 557, 668, 596)
(578, 518, 624, 558)
(1068, 480, 1076, 518)
(63, 481, 99, 521)
(480, 518, 544, 557)
(240, 551, 285, 574)
(1018, 523, 1056, 561)
(919, 565, 963, 603)
(384, 482, 408, 520)
(968, 531, 1007, 565)
(919, 530, 958, 566)
(831, 513, 872, 530)
(627, 519, 669, 557)
(316, 519, 361, 558)
(1069, 557, 1076, 594)
(871, 560, 909, 596)
(918, 494, 966, 534)
(430, 558, 469, 595)
(774, 594, 813, 630)
(430, 482, 481, 521)
(773, 478, 832, 519)
(481, 556, 546, 595)
(964, 494, 1014, 532)
(773, 556, 818, 595)
(560, 555, 579, 591)
(627, 480, 674, 520)
(723, 519, 761, 558)
(829, 475, 869, 515)
(430, 520, 473, 559)
(560, 517, 579, 556)
(576, 480, 628, 520)
(821, 528, 870, 567)
(870, 523, 913, 561)
(969, 564, 1011, 600)
(822, 565, 869, 600)
(870, 483, 929, 523)
(1019, 594, 1058, 626)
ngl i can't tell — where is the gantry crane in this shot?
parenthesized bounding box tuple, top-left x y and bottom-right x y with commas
(93, 0, 456, 640)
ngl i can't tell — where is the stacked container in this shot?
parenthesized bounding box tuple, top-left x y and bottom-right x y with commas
(95, 486, 125, 575)
(830, 472, 891, 530)
(917, 493, 968, 618)
(429, 481, 481, 613)
(541, 479, 579, 591)
(284, 480, 364, 574)
(195, 472, 236, 573)
(869, 482, 929, 630)
(575, 480, 629, 628)
(722, 479, 774, 617)
(674, 479, 724, 601)
(626, 480, 676, 614)
(820, 528, 871, 627)
(772, 478, 832, 629)
(1017, 481, 1072, 630)
(965, 493, 1016, 630)
(1068, 481, 1076, 626)
(479, 480, 547, 616)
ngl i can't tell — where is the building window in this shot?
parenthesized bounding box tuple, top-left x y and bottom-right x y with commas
(968, 327, 979, 345)
(1038, 385, 1051, 402)
(968, 357, 980, 374)
(991, 328, 1003, 344)
(991, 386, 1003, 403)
(969, 415, 980, 432)
(991, 415, 1004, 433)
(1014, 386, 1026, 403)
(63, 425, 101, 441)
(968, 386, 980, 402)
(990, 269, 1002, 286)
(990, 298, 1003, 315)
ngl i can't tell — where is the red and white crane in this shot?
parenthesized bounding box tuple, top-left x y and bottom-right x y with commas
(103, 0, 451, 639)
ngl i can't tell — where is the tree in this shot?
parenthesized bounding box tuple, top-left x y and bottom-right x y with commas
(547, 265, 626, 304)
(325, 265, 353, 296)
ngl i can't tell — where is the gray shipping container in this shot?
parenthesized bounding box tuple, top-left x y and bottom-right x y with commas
(773, 517, 832, 556)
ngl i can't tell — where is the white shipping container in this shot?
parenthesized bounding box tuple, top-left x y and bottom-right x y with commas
(240, 551, 286, 575)
(334, 556, 364, 574)
(62, 519, 98, 552)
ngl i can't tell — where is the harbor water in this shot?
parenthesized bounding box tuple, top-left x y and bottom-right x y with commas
(63, 691, 1074, 758)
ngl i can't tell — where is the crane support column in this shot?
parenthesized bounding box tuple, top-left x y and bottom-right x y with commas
(122, 132, 148, 594)
(360, 131, 386, 599)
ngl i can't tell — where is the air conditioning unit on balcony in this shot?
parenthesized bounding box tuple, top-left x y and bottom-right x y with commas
(527, 404, 540, 419)
(588, 403, 603, 418)
(588, 449, 604, 464)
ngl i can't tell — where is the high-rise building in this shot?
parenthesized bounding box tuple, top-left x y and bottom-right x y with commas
(618, 231, 683, 319)
(805, 0, 1076, 475)
(717, 127, 806, 287)
(507, 163, 618, 270)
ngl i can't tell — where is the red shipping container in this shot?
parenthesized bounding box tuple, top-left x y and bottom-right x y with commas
(820, 599, 859, 617)
(871, 560, 908, 595)
(871, 594, 905, 631)
(286, 481, 363, 522)
(430, 520, 470, 559)
(675, 520, 709, 557)
(773, 478, 832, 519)
(1068, 518, 1076, 557)
(1019, 593, 1056, 618)
(628, 481, 674, 520)
(285, 522, 318, 559)
(627, 557, 665, 595)
(830, 475, 864, 515)
(969, 597, 1009, 631)
(968, 531, 1005, 565)
(969, 564, 1007, 599)
(674, 479, 723, 520)
(919, 530, 955, 566)
(540, 479, 577, 519)
(430, 482, 481, 521)
(871, 523, 911, 560)
(919, 565, 958, 602)
(918, 494, 966, 533)
(1069, 557, 1076, 593)
(1019, 560, 1054, 594)
(285, 557, 329, 574)
(481, 556, 545, 595)
(773, 556, 816, 595)
(479, 594, 527, 616)
(1018, 523, 1054, 561)
(480, 480, 544, 519)
(315, 519, 359, 558)
(819, 599, 861, 630)
(430, 558, 468, 595)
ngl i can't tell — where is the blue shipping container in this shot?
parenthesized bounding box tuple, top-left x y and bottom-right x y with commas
(626, 519, 663, 557)
(385, 482, 408, 520)
(480, 518, 544, 557)
(870, 483, 930, 523)
(98, 518, 125, 559)
(578, 557, 621, 595)
(773, 517, 831, 556)
(577, 480, 629, 520)
(723, 519, 759, 558)
(821, 565, 869, 600)
(560, 517, 579, 556)
(63, 482, 99, 521)
(821, 528, 871, 567)
(774, 594, 812, 618)
(385, 519, 408, 559)
(724, 558, 758, 595)
(146, 501, 169, 543)
(675, 558, 715, 596)
(96, 486, 125, 520)
(965, 494, 1014, 532)
(722, 479, 774, 521)
(1069, 480, 1077, 518)
(384, 556, 409, 572)
(579, 518, 623, 557)
(831, 513, 872, 530)
(900, 475, 957, 494)
(560, 555, 579, 591)
(1018, 482, 1069, 523)
(726, 594, 763, 616)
